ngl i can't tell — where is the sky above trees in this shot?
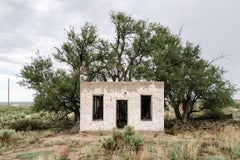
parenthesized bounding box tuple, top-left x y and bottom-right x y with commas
(0, 0, 240, 101)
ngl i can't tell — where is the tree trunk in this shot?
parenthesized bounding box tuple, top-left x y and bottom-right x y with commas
(74, 111, 80, 122)
(173, 105, 182, 120)
(182, 101, 191, 123)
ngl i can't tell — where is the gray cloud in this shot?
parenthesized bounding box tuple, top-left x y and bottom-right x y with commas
(0, 0, 240, 100)
(0, 55, 22, 65)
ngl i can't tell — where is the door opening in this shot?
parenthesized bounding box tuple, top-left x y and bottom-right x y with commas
(116, 100, 128, 128)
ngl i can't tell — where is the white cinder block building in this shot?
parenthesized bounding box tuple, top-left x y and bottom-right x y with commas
(80, 82, 164, 131)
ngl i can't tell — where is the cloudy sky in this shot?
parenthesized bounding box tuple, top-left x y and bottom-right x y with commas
(0, 0, 240, 102)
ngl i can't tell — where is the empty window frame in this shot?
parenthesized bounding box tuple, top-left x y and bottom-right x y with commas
(93, 95, 103, 120)
(141, 95, 152, 120)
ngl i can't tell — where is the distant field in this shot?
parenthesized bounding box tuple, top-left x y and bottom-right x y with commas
(0, 101, 33, 107)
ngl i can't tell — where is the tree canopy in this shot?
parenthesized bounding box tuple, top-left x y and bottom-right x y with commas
(19, 11, 236, 122)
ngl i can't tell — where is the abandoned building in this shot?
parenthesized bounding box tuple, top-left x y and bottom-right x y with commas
(80, 82, 164, 131)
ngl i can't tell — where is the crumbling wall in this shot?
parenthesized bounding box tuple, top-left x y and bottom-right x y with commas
(80, 82, 164, 131)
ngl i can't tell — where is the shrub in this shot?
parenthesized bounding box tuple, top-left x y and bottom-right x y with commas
(122, 126, 144, 153)
(102, 137, 116, 151)
(203, 109, 226, 119)
(9, 119, 48, 131)
(112, 128, 123, 141)
(112, 128, 124, 149)
(123, 125, 135, 137)
(127, 132, 144, 153)
(0, 129, 15, 146)
(102, 125, 144, 154)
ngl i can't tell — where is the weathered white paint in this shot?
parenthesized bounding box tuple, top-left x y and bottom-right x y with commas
(80, 82, 164, 131)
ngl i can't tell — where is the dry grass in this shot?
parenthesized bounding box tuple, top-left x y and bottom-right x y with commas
(1, 106, 240, 159)
(1, 123, 240, 160)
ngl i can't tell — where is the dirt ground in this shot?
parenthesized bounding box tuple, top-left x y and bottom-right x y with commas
(0, 131, 108, 160)
(1, 130, 172, 160)
(1, 119, 240, 159)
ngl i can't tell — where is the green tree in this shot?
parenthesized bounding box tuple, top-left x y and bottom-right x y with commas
(19, 55, 80, 121)
(99, 11, 154, 81)
(19, 23, 99, 121)
(136, 37, 236, 122)
(19, 11, 236, 123)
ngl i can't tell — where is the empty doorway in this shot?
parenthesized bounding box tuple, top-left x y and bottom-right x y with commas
(116, 100, 128, 128)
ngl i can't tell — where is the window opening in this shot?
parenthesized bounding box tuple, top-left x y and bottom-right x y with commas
(93, 95, 103, 120)
(141, 95, 151, 120)
(116, 100, 128, 128)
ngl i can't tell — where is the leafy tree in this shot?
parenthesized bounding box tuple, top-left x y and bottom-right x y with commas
(136, 37, 236, 121)
(19, 11, 236, 123)
(19, 55, 80, 121)
(99, 11, 154, 81)
(19, 23, 99, 121)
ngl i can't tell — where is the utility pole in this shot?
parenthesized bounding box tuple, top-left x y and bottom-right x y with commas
(8, 78, 10, 107)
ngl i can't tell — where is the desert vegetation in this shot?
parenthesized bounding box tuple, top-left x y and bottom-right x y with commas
(1, 105, 240, 159)
(18, 11, 236, 123)
(1, 10, 239, 160)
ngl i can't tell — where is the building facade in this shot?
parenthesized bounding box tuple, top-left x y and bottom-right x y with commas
(80, 82, 164, 131)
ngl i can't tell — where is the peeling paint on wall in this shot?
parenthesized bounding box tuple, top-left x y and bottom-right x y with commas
(80, 82, 164, 131)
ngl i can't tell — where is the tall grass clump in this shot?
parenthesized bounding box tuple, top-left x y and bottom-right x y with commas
(215, 125, 240, 159)
(200, 125, 240, 159)
(0, 129, 15, 146)
(168, 142, 200, 160)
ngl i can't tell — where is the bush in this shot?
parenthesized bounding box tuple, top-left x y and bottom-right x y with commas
(232, 102, 240, 108)
(9, 119, 48, 131)
(0, 129, 15, 146)
(102, 125, 144, 154)
(203, 109, 226, 119)
(127, 132, 144, 153)
(112, 128, 124, 149)
(102, 137, 116, 151)
(123, 125, 135, 137)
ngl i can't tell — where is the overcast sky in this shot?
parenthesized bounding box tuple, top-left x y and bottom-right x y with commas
(0, 0, 240, 102)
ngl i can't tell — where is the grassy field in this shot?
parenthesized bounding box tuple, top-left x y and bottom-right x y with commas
(0, 106, 240, 160)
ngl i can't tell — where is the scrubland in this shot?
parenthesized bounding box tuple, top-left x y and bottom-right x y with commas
(0, 106, 240, 160)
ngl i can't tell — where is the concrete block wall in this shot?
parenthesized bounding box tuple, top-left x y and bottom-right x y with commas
(80, 82, 164, 131)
